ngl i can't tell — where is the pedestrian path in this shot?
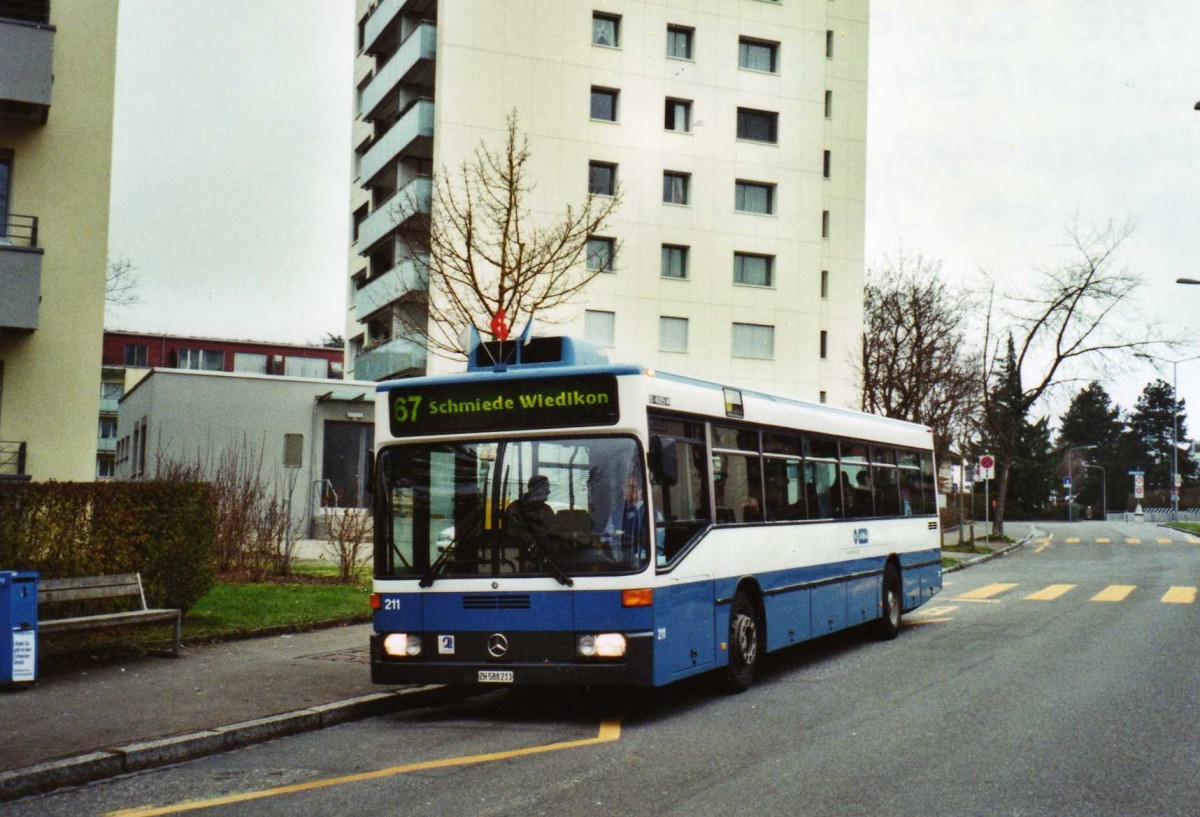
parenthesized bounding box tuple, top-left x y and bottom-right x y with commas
(936, 581, 1200, 605)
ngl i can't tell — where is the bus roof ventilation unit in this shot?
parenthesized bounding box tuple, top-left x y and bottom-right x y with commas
(468, 335, 610, 372)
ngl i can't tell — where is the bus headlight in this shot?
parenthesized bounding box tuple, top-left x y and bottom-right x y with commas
(577, 633, 626, 658)
(383, 633, 422, 657)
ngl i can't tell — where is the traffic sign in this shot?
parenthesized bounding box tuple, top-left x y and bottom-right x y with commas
(978, 454, 995, 480)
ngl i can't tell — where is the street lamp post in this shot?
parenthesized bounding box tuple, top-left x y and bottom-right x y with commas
(1081, 462, 1106, 522)
(1136, 351, 1200, 522)
(1067, 444, 1096, 522)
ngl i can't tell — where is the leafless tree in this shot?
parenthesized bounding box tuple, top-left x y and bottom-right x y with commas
(860, 252, 982, 457)
(388, 111, 622, 359)
(105, 257, 140, 310)
(980, 219, 1183, 535)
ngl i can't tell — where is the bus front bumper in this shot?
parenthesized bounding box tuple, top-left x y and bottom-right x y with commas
(369, 631, 655, 687)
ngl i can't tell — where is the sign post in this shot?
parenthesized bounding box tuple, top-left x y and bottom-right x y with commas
(978, 455, 995, 538)
(1130, 470, 1145, 521)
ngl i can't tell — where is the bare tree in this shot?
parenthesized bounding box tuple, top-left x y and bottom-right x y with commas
(388, 111, 622, 359)
(980, 219, 1182, 535)
(105, 256, 140, 310)
(860, 252, 982, 456)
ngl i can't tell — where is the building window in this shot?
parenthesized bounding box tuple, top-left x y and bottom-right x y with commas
(124, 344, 149, 367)
(821, 269, 829, 298)
(100, 381, 124, 400)
(286, 357, 330, 379)
(593, 12, 620, 47)
(737, 107, 778, 143)
(588, 162, 617, 196)
(661, 244, 688, 279)
(826, 30, 834, 58)
(590, 87, 619, 122)
(666, 25, 693, 59)
(734, 252, 774, 287)
(352, 203, 369, 242)
(738, 37, 778, 72)
(233, 352, 268, 374)
(735, 181, 775, 214)
(660, 317, 689, 352)
(585, 310, 616, 347)
(732, 323, 774, 360)
(97, 459, 115, 478)
(823, 150, 831, 179)
(0, 151, 10, 230)
(587, 236, 616, 272)
(820, 330, 828, 359)
(822, 210, 830, 238)
(819, 390, 827, 404)
(663, 171, 690, 205)
(665, 98, 692, 132)
(825, 90, 833, 119)
(99, 418, 117, 439)
(177, 348, 224, 371)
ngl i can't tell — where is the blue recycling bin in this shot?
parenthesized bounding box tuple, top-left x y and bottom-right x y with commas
(0, 570, 39, 686)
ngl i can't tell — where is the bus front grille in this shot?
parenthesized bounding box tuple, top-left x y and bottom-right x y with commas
(463, 594, 532, 610)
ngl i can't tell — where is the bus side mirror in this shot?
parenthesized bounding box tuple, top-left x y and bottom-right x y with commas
(650, 437, 679, 486)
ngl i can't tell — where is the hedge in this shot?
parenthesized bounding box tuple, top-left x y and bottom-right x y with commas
(0, 481, 217, 613)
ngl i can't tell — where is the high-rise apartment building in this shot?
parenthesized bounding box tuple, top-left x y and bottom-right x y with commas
(347, 0, 867, 405)
(0, 0, 119, 480)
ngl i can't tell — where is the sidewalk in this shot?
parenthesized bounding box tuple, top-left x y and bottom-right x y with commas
(0, 622, 433, 801)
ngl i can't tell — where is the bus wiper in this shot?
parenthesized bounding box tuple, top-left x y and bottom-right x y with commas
(527, 539, 574, 587)
(419, 536, 458, 588)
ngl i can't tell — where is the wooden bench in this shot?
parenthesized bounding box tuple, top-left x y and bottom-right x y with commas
(38, 573, 182, 656)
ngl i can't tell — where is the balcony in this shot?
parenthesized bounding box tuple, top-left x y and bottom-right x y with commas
(0, 215, 42, 332)
(0, 440, 29, 481)
(354, 335, 427, 381)
(361, 22, 436, 122)
(362, 0, 436, 57)
(355, 254, 428, 320)
(99, 397, 119, 414)
(357, 174, 431, 253)
(360, 98, 434, 187)
(97, 437, 117, 454)
(0, 4, 54, 124)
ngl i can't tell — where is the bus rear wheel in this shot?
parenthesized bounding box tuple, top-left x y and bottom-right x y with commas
(721, 590, 761, 693)
(876, 564, 902, 640)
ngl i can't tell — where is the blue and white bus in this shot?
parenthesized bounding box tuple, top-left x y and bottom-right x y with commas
(369, 336, 941, 691)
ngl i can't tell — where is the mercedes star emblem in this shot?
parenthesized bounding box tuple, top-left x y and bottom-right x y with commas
(487, 633, 509, 658)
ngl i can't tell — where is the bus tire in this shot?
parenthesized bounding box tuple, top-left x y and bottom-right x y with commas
(876, 563, 902, 640)
(721, 590, 761, 693)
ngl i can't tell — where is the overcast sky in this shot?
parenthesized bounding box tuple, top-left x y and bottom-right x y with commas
(106, 1, 1200, 434)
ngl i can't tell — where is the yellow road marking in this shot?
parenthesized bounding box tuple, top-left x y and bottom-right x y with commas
(1066, 537, 1081, 543)
(1034, 543, 1051, 553)
(1092, 585, 1136, 602)
(1189, 538, 1200, 545)
(1157, 538, 1172, 544)
(912, 605, 959, 617)
(1024, 584, 1076, 601)
(1036, 538, 1052, 545)
(1096, 538, 1111, 544)
(1162, 587, 1197, 604)
(106, 719, 623, 817)
(955, 583, 1017, 600)
(1125, 538, 1140, 544)
(905, 618, 952, 625)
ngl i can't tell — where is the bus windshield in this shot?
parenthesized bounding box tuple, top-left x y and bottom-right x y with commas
(375, 436, 650, 580)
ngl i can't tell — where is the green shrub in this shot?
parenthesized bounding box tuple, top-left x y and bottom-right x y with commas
(0, 481, 217, 613)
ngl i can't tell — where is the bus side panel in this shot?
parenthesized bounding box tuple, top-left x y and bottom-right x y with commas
(900, 548, 941, 611)
(811, 582, 847, 634)
(846, 573, 880, 626)
(652, 578, 716, 684)
(763, 587, 810, 651)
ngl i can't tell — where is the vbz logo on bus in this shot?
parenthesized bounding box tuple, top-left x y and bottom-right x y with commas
(853, 528, 869, 546)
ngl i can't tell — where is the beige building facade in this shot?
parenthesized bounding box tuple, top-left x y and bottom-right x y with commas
(347, 0, 867, 406)
(0, 0, 119, 480)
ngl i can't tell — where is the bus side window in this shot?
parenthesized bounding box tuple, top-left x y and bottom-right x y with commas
(650, 432, 710, 562)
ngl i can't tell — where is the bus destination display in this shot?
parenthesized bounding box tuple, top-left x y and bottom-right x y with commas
(388, 374, 620, 436)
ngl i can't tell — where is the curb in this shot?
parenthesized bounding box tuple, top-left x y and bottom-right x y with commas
(942, 533, 1031, 573)
(0, 685, 443, 803)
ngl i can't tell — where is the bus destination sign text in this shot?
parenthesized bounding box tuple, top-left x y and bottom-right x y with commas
(388, 374, 620, 437)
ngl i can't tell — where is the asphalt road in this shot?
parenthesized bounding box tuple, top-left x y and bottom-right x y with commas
(9, 520, 1200, 817)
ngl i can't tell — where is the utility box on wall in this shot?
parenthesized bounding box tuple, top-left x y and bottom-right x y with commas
(0, 571, 39, 687)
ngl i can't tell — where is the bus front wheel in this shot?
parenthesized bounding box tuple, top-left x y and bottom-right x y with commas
(876, 564, 902, 640)
(721, 590, 761, 693)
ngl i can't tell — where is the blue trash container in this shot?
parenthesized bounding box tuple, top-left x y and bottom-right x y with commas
(0, 570, 39, 687)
